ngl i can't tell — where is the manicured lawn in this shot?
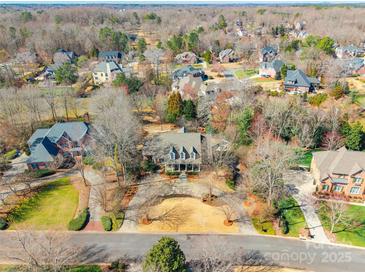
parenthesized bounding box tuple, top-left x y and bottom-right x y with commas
(295, 148, 321, 168)
(319, 203, 365, 247)
(278, 197, 307, 237)
(234, 68, 257, 79)
(252, 217, 276, 235)
(253, 77, 278, 83)
(8, 178, 79, 230)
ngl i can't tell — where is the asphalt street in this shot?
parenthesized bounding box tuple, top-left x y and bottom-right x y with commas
(0, 232, 363, 271)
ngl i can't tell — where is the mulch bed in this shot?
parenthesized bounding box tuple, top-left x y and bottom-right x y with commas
(84, 220, 104, 232)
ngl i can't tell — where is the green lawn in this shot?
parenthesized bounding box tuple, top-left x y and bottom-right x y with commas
(7, 178, 79, 230)
(234, 68, 257, 79)
(319, 203, 365, 247)
(295, 148, 321, 168)
(252, 217, 276, 235)
(278, 197, 307, 237)
(356, 94, 365, 108)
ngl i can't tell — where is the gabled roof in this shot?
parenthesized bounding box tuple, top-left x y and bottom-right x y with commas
(27, 137, 59, 164)
(312, 147, 365, 181)
(172, 65, 203, 79)
(284, 69, 318, 87)
(261, 46, 277, 55)
(260, 60, 284, 72)
(27, 122, 89, 164)
(98, 51, 123, 59)
(45, 122, 89, 143)
(94, 61, 123, 74)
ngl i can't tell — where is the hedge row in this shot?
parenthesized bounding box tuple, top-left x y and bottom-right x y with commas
(68, 208, 90, 231)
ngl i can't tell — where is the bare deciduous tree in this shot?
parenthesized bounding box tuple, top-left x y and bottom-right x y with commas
(9, 231, 81, 271)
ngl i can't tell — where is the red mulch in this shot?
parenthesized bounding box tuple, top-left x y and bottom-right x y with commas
(84, 221, 104, 232)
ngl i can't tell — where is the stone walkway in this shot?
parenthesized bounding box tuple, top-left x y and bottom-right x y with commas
(3, 153, 28, 178)
(284, 170, 330, 243)
(121, 174, 256, 234)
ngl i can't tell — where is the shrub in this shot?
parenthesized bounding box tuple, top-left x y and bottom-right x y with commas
(143, 237, 186, 272)
(308, 93, 327, 107)
(0, 217, 8, 230)
(110, 211, 125, 231)
(83, 155, 95, 165)
(225, 179, 235, 190)
(101, 216, 112, 231)
(68, 208, 89, 231)
(165, 171, 180, 176)
(30, 169, 56, 178)
(142, 159, 158, 172)
(110, 259, 127, 271)
(4, 149, 17, 160)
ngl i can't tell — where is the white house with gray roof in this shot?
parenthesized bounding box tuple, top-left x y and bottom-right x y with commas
(92, 61, 131, 85)
(143, 128, 228, 173)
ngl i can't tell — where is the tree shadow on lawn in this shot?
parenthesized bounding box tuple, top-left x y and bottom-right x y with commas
(7, 179, 71, 224)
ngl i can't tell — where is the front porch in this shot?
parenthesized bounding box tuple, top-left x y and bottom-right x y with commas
(165, 163, 201, 172)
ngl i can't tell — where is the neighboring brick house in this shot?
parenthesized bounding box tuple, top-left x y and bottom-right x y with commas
(27, 122, 89, 170)
(259, 46, 278, 62)
(311, 147, 365, 201)
(142, 128, 228, 173)
(259, 60, 284, 79)
(284, 69, 320, 93)
(98, 51, 124, 63)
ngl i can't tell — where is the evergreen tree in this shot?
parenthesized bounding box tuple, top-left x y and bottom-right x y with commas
(182, 99, 196, 120)
(143, 237, 186, 272)
(166, 92, 183, 123)
(217, 14, 227, 30)
(345, 122, 364, 151)
(236, 107, 254, 146)
(55, 63, 78, 85)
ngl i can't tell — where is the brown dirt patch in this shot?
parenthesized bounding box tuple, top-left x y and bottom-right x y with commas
(138, 197, 239, 233)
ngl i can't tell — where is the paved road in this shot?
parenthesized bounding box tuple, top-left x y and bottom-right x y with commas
(0, 232, 363, 271)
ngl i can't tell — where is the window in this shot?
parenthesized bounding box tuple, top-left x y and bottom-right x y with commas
(353, 177, 363, 184)
(191, 152, 196, 160)
(169, 152, 175, 160)
(322, 185, 329, 191)
(350, 187, 361, 194)
(105, 73, 108, 77)
(333, 185, 343, 192)
(180, 152, 185, 160)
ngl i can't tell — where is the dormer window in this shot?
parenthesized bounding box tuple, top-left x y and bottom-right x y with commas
(191, 152, 196, 160)
(169, 151, 175, 160)
(180, 151, 185, 160)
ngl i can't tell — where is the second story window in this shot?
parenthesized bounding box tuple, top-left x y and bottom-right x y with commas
(169, 152, 175, 160)
(180, 152, 185, 160)
(353, 177, 363, 184)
